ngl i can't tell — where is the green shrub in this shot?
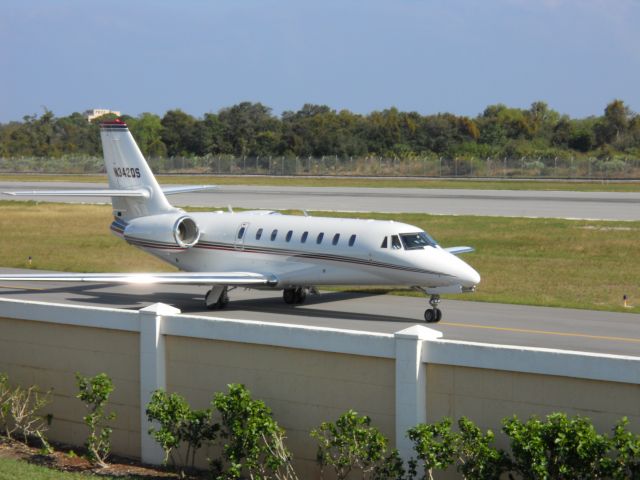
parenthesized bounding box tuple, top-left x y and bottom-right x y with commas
(0, 372, 52, 452)
(311, 409, 404, 480)
(503, 413, 613, 479)
(146, 389, 218, 469)
(406, 419, 457, 480)
(0, 373, 10, 436)
(75, 372, 115, 467)
(455, 417, 509, 480)
(610, 417, 640, 479)
(212, 383, 297, 480)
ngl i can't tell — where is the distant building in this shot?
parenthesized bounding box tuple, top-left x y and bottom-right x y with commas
(84, 108, 121, 122)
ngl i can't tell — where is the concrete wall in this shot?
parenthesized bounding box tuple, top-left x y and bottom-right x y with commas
(2, 296, 640, 479)
(166, 337, 395, 476)
(0, 316, 140, 457)
(425, 364, 640, 479)
(427, 364, 640, 447)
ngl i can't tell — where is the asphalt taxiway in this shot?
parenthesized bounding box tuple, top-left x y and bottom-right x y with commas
(2, 182, 639, 220)
(0, 268, 638, 358)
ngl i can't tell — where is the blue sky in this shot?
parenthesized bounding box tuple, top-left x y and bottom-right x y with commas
(1, 0, 639, 122)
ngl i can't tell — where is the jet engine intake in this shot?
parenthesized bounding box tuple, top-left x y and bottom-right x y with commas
(123, 213, 201, 249)
(174, 216, 200, 247)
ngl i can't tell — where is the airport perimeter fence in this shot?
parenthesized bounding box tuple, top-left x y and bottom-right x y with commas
(2, 154, 640, 179)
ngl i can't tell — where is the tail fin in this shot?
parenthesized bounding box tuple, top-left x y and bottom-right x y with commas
(100, 119, 177, 220)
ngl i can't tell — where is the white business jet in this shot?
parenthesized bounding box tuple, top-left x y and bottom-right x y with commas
(1, 119, 479, 322)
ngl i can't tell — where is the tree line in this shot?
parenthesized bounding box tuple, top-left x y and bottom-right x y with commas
(1, 100, 639, 161)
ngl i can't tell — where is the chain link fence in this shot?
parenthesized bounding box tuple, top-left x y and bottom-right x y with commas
(1, 155, 640, 179)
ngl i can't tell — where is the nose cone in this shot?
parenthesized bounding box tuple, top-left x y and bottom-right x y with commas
(448, 253, 481, 288)
(459, 262, 481, 287)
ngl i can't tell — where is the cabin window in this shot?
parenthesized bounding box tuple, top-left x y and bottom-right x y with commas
(391, 235, 402, 249)
(237, 227, 246, 239)
(349, 234, 357, 247)
(286, 230, 293, 242)
(301, 231, 308, 243)
(317, 232, 324, 244)
(381, 237, 388, 248)
(400, 232, 438, 250)
(332, 233, 340, 245)
(271, 229, 278, 241)
(256, 228, 263, 240)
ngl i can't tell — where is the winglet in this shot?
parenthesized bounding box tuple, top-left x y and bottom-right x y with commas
(445, 246, 475, 255)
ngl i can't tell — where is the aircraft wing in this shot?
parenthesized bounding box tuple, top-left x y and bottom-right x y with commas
(444, 246, 475, 255)
(0, 272, 277, 287)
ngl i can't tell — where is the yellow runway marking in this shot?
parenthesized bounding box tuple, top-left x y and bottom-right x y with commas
(0, 284, 45, 291)
(439, 322, 640, 345)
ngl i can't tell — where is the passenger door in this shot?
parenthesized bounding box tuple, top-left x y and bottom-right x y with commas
(234, 222, 250, 251)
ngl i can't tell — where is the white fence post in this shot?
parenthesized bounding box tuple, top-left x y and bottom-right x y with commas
(394, 325, 442, 463)
(139, 303, 180, 464)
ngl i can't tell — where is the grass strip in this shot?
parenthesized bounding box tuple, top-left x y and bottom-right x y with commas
(0, 201, 638, 313)
(0, 456, 139, 480)
(1, 174, 639, 192)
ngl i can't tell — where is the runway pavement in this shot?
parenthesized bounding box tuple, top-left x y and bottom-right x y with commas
(0, 268, 638, 357)
(2, 181, 639, 220)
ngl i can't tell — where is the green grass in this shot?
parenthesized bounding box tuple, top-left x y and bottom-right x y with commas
(1, 201, 639, 313)
(0, 456, 141, 480)
(1, 173, 640, 192)
(0, 202, 172, 274)
(0, 457, 72, 480)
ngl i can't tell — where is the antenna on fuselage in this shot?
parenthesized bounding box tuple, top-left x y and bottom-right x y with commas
(303, 209, 309, 217)
(228, 205, 234, 213)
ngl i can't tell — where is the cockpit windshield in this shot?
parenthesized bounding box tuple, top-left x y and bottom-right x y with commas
(400, 232, 438, 250)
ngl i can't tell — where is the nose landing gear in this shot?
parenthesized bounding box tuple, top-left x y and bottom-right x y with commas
(424, 294, 442, 323)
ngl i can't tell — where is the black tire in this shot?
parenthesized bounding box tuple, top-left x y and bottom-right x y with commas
(294, 287, 306, 304)
(424, 309, 436, 323)
(283, 288, 296, 304)
(434, 308, 442, 322)
(217, 293, 229, 309)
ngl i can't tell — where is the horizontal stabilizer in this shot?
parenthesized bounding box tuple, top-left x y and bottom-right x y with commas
(4, 189, 150, 198)
(162, 185, 217, 195)
(0, 271, 278, 287)
(445, 246, 475, 255)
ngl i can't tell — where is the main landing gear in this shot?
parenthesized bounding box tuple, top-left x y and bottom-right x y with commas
(205, 286, 229, 310)
(283, 287, 307, 305)
(424, 294, 442, 323)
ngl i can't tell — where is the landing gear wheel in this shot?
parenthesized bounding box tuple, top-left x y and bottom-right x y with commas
(283, 288, 296, 305)
(293, 287, 306, 304)
(217, 291, 229, 309)
(424, 309, 435, 323)
(423, 294, 443, 323)
(284, 287, 307, 305)
(424, 308, 442, 323)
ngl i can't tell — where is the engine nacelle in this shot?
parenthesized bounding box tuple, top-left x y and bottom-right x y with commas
(123, 213, 200, 248)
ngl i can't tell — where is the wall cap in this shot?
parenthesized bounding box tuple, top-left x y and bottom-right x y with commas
(394, 325, 442, 340)
(140, 303, 181, 316)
